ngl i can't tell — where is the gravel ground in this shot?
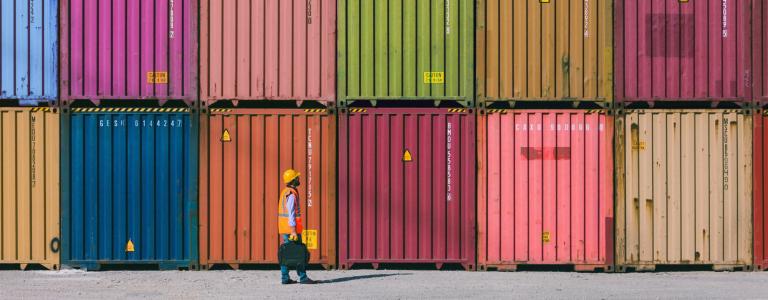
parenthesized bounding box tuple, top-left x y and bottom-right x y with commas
(1, 269, 767, 299)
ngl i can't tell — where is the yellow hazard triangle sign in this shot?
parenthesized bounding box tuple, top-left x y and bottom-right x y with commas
(403, 149, 413, 162)
(126, 239, 135, 252)
(221, 129, 232, 142)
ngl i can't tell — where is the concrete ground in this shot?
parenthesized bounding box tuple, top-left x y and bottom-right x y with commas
(1, 269, 767, 299)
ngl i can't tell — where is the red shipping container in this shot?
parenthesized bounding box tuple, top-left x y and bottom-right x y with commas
(338, 108, 476, 270)
(755, 111, 768, 271)
(60, 0, 198, 106)
(755, 0, 768, 102)
(477, 109, 614, 271)
(614, 0, 753, 103)
(200, 0, 336, 106)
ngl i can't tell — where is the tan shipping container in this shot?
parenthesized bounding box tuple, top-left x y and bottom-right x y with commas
(0, 108, 60, 270)
(616, 109, 752, 272)
(476, 0, 613, 104)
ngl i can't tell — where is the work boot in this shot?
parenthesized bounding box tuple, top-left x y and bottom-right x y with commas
(281, 279, 297, 285)
(299, 279, 318, 284)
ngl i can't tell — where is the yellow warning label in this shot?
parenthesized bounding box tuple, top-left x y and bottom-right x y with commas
(423, 72, 445, 84)
(302, 230, 318, 250)
(542, 232, 551, 243)
(403, 149, 413, 162)
(540, 0, 550, 3)
(221, 129, 232, 142)
(147, 72, 168, 84)
(632, 141, 646, 150)
(126, 239, 135, 252)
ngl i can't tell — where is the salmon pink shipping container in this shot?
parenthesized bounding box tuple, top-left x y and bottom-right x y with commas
(616, 109, 752, 271)
(338, 108, 476, 270)
(754, 111, 768, 271)
(200, 0, 336, 106)
(0, 108, 60, 270)
(200, 109, 336, 269)
(477, 109, 614, 271)
(614, 0, 753, 103)
(60, 0, 198, 106)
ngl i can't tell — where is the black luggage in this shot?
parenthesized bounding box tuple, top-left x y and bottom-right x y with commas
(278, 240, 310, 267)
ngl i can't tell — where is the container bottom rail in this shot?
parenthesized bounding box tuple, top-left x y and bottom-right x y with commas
(479, 263, 612, 273)
(62, 261, 198, 271)
(615, 264, 753, 273)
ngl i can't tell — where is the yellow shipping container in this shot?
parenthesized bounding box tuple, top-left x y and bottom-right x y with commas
(0, 107, 59, 270)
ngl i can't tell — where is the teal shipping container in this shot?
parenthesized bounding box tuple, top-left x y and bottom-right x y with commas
(60, 108, 199, 270)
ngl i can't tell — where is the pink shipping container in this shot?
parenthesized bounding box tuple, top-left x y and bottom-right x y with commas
(200, 0, 336, 107)
(477, 109, 614, 272)
(60, 0, 198, 106)
(338, 108, 476, 270)
(755, 0, 768, 102)
(614, 0, 753, 103)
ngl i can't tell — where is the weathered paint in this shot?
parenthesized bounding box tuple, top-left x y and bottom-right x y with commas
(338, 108, 476, 270)
(477, 0, 613, 103)
(615, 0, 752, 102)
(0, 0, 58, 104)
(754, 0, 768, 102)
(337, 0, 474, 106)
(477, 109, 613, 271)
(199, 109, 336, 269)
(61, 109, 199, 270)
(616, 109, 752, 270)
(60, 0, 198, 106)
(753, 111, 768, 271)
(200, 0, 336, 106)
(0, 108, 59, 270)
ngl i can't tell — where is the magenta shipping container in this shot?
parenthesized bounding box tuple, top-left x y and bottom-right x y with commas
(338, 108, 476, 270)
(200, 0, 336, 106)
(60, 0, 198, 106)
(477, 109, 614, 272)
(615, 0, 753, 103)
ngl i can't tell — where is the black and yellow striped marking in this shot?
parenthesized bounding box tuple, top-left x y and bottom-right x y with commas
(348, 108, 367, 113)
(447, 108, 467, 113)
(304, 109, 327, 113)
(30, 107, 51, 112)
(485, 109, 508, 114)
(585, 109, 605, 114)
(71, 107, 190, 113)
(210, 108, 233, 113)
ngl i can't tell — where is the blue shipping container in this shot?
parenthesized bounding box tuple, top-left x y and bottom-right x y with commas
(0, 0, 58, 104)
(61, 108, 198, 270)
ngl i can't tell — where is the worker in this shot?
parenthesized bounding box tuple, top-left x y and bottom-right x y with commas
(278, 169, 316, 284)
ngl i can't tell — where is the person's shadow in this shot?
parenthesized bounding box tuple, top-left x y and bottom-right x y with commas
(316, 273, 411, 284)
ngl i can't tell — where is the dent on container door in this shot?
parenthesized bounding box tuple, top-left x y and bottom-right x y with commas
(338, 108, 476, 270)
(0, 0, 58, 105)
(616, 109, 752, 272)
(199, 108, 337, 269)
(61, 108, 199, 270)
(0, 108, 60, 270)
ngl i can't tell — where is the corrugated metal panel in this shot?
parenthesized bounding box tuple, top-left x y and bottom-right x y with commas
(477, 0, 613, 103)
(338, 108, 476, 270)
(477, 109, 613, 271)
(200, 0, 336, 105)
(0, 108, 59, 270)
(755, 0, 767, 102)
(616, 109, 752, 270)
(337, 0, 474, 106)
(60, 0, 198, 106)
(615, 0, 752, 102)
(60, 109, 199, 270)
(0, 0, 58, 104)
(199, 108, 336, 269)
(754, 111, 768, 271)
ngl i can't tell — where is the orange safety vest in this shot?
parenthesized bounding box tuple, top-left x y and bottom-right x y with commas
(278, 187, 303, 234)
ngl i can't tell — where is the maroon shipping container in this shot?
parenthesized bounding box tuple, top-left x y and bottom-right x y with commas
(755, 111, 768, 271)
(755, 0, 768, 102)
(614, 0, 753, 103)
(338, 108, 476, 270)
(60, 0, 198, 106)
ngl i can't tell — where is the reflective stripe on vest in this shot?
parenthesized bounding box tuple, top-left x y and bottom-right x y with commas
(278, 187, 303, 234)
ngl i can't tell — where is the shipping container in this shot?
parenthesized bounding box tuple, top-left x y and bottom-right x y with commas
(60, 108, 199, 270)
(755, 0, 768, 103)
(477, 109, 613, 271)
(754, 110, 768, 271)
(60, 0, 198, 106)
(616, 109, 752, 271)
(615, 0, 753, 103)
(0, 108, 59, 270)
(337, 0, 474, 107)
(338, 108, 476, 270)
(476, 0, 613, 105)
(199, 108, 336, 269)
(200, 0, 336, 106)
(0, 0, 58, 105)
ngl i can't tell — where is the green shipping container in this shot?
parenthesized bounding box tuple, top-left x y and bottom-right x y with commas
(338, 0, 474, 107)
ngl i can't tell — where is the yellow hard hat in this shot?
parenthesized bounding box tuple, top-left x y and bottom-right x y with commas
(283, 169, 300, 184)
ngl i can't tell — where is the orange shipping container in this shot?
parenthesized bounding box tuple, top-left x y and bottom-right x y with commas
(199, 108, 336, 269)
(476, 0, 613, 104)
(616, 109, 752, 271)
(0, 108, 60, 270)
